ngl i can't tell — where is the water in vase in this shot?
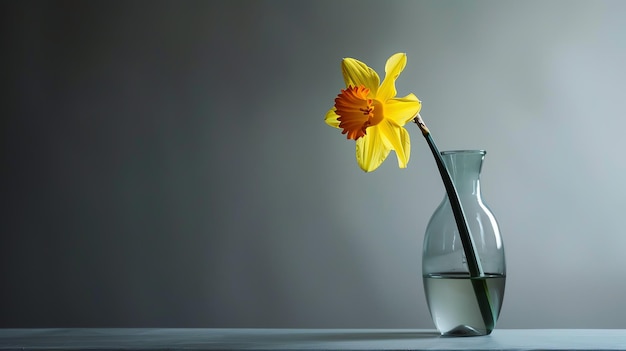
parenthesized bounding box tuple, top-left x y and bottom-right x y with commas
(423, 273, 506, 336)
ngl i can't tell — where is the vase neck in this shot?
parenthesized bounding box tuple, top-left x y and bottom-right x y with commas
(441, 150, 485, 196)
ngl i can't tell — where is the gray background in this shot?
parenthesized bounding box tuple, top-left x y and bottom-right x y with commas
(3, 0, 626, 328)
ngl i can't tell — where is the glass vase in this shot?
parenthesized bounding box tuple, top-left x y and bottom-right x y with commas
(422, 150, 506, 336)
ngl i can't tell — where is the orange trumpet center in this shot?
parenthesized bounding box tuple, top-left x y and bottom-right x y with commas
(334, 85, 383, 140)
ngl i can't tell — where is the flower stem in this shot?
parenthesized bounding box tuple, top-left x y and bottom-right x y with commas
(414, 114, 495, 332)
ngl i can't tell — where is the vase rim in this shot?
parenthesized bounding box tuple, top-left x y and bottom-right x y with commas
(440, 149, 486, 155)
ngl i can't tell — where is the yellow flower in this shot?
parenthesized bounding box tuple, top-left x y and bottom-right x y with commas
(325, 53, 422, 172)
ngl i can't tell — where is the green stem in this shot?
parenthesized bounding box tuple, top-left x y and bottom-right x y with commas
(414, 115, 495, 332)
(422, 132, 483, 277)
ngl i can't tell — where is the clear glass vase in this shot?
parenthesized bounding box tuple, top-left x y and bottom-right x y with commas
(422, 150, 506, 336)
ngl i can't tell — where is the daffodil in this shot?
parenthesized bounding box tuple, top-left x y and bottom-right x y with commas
(323, 52, 496, 333)
(325, 53, 422, 172)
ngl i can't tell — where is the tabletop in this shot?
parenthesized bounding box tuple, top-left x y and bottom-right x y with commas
(0, 328, 625, 350)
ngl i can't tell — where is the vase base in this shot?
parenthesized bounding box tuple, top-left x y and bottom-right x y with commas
(442, 325, 491, 337)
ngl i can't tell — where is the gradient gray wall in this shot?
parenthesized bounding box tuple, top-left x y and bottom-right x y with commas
(3, 0, 626, 328)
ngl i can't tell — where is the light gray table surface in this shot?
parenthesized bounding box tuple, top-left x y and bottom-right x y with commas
(0, 328, 625, 350)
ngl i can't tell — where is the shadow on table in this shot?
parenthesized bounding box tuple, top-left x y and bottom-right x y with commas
(200, 330, 444, 349)
(282, 330, 441, 342)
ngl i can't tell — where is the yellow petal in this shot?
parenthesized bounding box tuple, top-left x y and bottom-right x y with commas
(384, 94, 422, 126)
(378, 119, 411, 168)
(341, 58, 380, 96)
(325, 108, 341, 128)
(355, 126, 391, 172)
(377, 53, 407, 101)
